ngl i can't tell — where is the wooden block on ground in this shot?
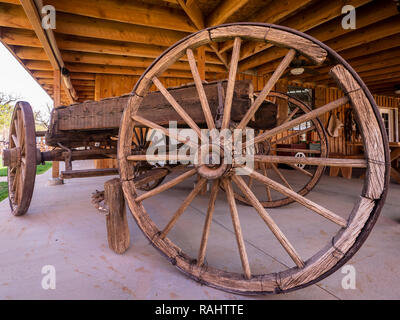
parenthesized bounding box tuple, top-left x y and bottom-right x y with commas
(104, 178, 130, 254)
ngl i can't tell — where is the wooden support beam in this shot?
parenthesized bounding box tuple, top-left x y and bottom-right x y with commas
(251, 0, 314, 25)
(26, 60, 220, 78)
(32, 70, 96, 80)
(42, 0, 196, 32)
(0, 3, 189, 48)
(18, 0, 77, 103)
(245, 0, 392, 73)
(299, 50, 400, 83)
(61, 168, 119, 179)
(207, 0, 249, 27)
(59, 50, 226, 73)
(56, 12, 188, 48)
(177, 0, 228, 69)
(177, 0, 204, 29)
(219, 0, 314, 54)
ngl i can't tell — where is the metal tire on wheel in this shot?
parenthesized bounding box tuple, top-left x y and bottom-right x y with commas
(3, 101, 37, 216)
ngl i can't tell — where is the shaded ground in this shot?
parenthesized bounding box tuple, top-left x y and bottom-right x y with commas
(0, 160, 399, 300)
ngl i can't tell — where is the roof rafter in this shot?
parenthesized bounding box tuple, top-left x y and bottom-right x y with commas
(207, 0, 249, 27)
(19, 0, 77, 103)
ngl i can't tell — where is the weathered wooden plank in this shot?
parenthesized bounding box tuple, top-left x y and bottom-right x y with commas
(61, 168, 119, 179)
(53, 80, 277, 132)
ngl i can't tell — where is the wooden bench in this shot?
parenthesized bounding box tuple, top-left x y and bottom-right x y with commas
(329, 153, 364, 179)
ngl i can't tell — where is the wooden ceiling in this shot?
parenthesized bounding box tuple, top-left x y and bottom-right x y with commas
(0, 0, 399, 105)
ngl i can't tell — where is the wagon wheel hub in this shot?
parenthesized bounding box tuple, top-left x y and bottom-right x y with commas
(195, 144, 231, 180)
(3, 147, 22, 168)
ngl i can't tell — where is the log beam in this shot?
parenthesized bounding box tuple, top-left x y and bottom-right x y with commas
(104, 178, 130, 254)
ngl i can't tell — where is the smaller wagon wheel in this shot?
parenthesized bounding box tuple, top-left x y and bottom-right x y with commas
(231, 91, 328, 208)
(3, 102, 37, 216)
(132, 126, 168, 191)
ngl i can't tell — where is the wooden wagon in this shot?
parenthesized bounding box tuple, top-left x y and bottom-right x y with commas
(2, 23, 390, 295)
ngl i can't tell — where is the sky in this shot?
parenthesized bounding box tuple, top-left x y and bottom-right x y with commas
(0, 42, 53, 116)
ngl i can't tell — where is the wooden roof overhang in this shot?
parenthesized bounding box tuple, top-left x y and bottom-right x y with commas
(0, 0, 399, 105)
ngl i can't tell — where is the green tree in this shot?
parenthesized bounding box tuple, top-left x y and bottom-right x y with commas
(34, 103, 52, 131)
(0, 93, 19, 142)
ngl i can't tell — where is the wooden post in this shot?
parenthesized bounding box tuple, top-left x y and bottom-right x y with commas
(104, 178, 130, 254)
(49, 69, 64, 185)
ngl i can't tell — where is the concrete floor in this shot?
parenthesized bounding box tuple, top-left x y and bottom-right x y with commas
(0, 160, 399, 300)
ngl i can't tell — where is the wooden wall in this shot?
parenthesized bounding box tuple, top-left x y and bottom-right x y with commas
(94, 74, 193, 168)
(233, 73, 400, 156)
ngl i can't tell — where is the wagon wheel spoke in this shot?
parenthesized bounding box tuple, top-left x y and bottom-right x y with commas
(186, 48, 215, 130)
(12, 134, 19, 148)
(14, 119, 19, 140)
(197, 179, 219, 266)
(153, 77, 202, 137)
(12, 168, 19, 192)
(270, 163, 293, 191)
(232, 175, 305, 268)
(132, 114, 196, 148)
(135, 168, 197, 202)
(15, 168, 23, 205)
(160, 178, 207, 239)
(20, 161, 26, 182)
(13, 173, 19, 204)
(237, 49, 296, 130)
(221, 37, 241, 130)
(17, 111, 25, 151)
(284, 107, 300, 124)
(251, 96, 349, 145)
(247, 176, 254, 189)
(254, 155, 367, 168)
(139, 127, 144, 147)
(288, 163, 313, 177)
(242, 167, 347, 227)
(260, 162, 272, 201)
(223, 178, 251, 279)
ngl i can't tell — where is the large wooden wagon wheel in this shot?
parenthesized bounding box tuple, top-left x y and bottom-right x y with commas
(231, 91, 328, 208)
(118, 23, 389, 294)
(3, 102, 38, 216)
